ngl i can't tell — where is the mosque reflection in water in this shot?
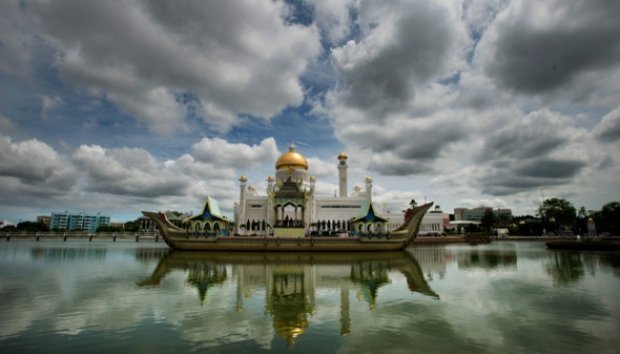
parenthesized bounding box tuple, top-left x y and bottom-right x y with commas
(139, 251, 438, 345)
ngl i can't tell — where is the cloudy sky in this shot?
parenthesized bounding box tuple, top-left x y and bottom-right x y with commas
(1, 0, 619, 223)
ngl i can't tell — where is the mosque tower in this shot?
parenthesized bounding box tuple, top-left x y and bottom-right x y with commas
(337, 153, 348, 197)
(365, 176, 373, 202)
(238, 175, 248, 223)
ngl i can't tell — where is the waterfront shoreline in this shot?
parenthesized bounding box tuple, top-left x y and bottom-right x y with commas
(4, 234, 604, 244)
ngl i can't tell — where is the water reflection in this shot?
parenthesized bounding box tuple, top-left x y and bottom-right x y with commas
(31, 247, 107, 262)
(546, 252, 585, 285)
(139, 251, 437, 345)
(456, 249, 517, 270)
(30, 246, 168, 263)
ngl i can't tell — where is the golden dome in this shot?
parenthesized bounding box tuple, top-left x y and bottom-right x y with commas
(275, 144, 308, 171)
(338, 152, 348, 160)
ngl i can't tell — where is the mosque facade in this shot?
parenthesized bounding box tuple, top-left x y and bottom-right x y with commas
(233, 144, 444, 237)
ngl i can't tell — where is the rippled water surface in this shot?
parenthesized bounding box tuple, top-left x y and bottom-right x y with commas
(1, 241, 619, 353)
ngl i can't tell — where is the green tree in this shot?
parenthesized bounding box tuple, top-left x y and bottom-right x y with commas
(17, 221, 49, 232)
(124, 220, 140, 232)
(592, 202, 620, 235)
(480, 208, 496, 235)
(538, 198, 576, 232)
(97, 225, 123, 233)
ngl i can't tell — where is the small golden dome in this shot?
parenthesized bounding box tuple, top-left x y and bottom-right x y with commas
(275, 143, 308, 171)
(239, 176, 248, 183)
(338, 152, 348, 160)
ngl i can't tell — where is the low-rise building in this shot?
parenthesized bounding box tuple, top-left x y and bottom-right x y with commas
(37, 215, 51, 228)
(50, 211, 110, 233)
(454, 207, 512, 222)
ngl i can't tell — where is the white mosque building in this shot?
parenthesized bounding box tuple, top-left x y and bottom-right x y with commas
(232, 144, 443, 237)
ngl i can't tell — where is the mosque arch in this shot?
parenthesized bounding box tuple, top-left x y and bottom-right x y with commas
(213, 222, 221, 236)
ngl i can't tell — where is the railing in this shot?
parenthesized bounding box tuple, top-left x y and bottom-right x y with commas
(1, 231, 160, 238)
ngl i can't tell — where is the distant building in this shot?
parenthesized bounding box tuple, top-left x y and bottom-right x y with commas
(37, 215, 51, 228)
(109, 222, 124, 230)
(454, 207, 512, 222)
(50, 212, 110, 232)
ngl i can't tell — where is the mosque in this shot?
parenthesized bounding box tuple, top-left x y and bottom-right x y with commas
(231, 144, 444, 237)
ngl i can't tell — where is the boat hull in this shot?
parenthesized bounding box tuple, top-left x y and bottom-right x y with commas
(144, 202, 433, 252)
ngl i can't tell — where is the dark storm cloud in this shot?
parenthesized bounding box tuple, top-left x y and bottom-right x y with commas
(342, 119, 467, 176)
(480, 158, 585, 195)
(483, 0, 620, 94)
(479, 128, 568, 161)
(481, 174, 567, 196)
(368, 157, 433, 176)
(337, 1, 461, 114)
(395, 125, 465, 160)
(514, 158, 585, 179)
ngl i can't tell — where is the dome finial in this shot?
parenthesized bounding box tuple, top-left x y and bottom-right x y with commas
(289, 141, 295, 152)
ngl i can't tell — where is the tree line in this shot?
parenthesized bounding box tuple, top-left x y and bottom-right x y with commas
(469, 198, 618, 236)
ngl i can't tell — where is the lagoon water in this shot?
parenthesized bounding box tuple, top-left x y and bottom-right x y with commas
(0, 241, 619, 353)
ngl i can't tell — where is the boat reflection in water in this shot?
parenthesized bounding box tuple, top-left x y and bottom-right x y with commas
(139, 251, 437, 346)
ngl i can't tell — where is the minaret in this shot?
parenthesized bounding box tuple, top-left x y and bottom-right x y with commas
(338, 153, 348, 197)
(266, 176, 274, 235)
(365, 176, 373, 202)
(239, 176, 247, 233)
(267, 175, 274, 193)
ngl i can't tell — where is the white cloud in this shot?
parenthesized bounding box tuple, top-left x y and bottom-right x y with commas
(0, 135, 78, 212)
(307, 156, 337, 178)
(26, 0, 321, 134)
(72, 145, 190, 198)
(0, 135, 74, 185)
(191, 137, 279, 169)
(0, 115, 16, 133)
(39, 95, 65, 120)
(306, 0, 353, 44)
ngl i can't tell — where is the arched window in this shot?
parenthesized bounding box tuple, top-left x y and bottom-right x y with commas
(213, 222, 220, 236)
